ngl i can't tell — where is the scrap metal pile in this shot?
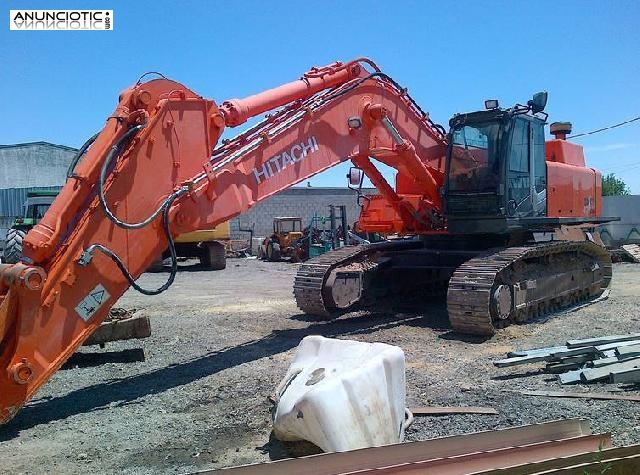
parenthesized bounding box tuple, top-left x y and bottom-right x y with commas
(495, 333, 640, 385)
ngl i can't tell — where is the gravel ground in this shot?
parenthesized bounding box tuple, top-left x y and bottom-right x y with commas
(1, 260, 639, 474)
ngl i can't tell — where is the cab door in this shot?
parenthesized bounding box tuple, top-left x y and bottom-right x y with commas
(506, 118, 546, 217)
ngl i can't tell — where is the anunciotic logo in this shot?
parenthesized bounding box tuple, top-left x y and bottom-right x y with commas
(10, 10, 113, 30)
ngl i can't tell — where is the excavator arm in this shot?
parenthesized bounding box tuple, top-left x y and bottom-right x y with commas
(0, 58, 447, 424)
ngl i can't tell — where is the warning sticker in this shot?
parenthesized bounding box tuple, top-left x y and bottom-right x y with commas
(75, 283, 110, 322)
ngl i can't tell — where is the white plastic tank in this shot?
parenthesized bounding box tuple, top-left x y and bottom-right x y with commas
(272, 335, 408, 452)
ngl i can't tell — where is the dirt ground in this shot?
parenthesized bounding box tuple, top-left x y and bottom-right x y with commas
(1, 260, 639, 474)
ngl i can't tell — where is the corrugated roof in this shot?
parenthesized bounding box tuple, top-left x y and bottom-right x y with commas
(0, 141, 78, 152)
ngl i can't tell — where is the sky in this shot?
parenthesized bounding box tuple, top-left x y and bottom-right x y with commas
(2, 0, 639, 192)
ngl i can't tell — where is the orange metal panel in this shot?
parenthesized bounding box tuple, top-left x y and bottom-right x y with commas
(358, 194, 425, 234)
(593, 167, 603, 215)
(545, 138, 601, 218)
(220, 60, 365, 127)
(546, 162, 599, 218)
(545, 140, 586, 167)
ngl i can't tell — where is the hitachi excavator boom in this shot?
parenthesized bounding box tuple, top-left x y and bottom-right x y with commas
(0, 58, 447, 424)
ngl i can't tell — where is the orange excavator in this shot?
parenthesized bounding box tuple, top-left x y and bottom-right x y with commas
(0, 58, 612, 424)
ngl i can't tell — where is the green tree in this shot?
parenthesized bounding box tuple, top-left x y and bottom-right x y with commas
(602, 173, 630, 196)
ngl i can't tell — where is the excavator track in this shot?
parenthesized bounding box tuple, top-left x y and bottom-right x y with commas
(294, 245, 371, 318)
(447, 241, 612, 336)
(294, 240, 424, 317)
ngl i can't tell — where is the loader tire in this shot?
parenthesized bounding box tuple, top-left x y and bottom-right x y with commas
(267, 242, 281, 262)
(3, 228, 26, 264)
(200, 241, 226, 270)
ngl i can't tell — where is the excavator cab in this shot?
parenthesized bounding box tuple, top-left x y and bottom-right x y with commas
(444, 93, 548, 234)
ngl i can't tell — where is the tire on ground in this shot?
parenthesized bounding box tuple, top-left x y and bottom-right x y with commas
(200, 241, 226, 270)
(3, 228, 26, 264)
(267, 241, 281, 262)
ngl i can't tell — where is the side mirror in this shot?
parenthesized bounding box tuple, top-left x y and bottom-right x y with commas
(528, 91, 548, 114)
(347, 167, 364, 188)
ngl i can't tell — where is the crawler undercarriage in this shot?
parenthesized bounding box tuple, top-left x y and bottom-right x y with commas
(294, 236, 611, 336)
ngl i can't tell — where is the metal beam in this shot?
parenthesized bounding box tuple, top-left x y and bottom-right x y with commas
(473, 444, 640, 475)
(410, 406, 498, 416)
(199, 420, 591, 475)
(353, 434, 611, 475)
(514, 390, 640, 403)
(566, 333, 640, 349)
(529, 453, 640, 475)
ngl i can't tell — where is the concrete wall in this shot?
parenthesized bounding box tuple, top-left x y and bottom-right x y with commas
(232, 192, 640, 246)
(231, 187, 377, 240)
(0, 142, 77, 189)
(601, 195, 640, 246)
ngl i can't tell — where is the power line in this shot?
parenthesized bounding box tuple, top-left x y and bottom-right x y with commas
(568, 115, 640, 139)
(601, 163, 640, 174)
(600, 164, 640, 173)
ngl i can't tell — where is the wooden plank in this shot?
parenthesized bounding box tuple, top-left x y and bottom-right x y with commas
(410, 406, 498, 416)
(474, 444, 640, 475)
(611, 368, 640, 384)
(206, 420, 591, 475)
(566, 333, 640, 349)
(514, 390, 640, 402)
(83, 315, 151, 346)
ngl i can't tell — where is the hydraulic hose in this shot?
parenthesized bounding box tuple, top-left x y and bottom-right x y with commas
(97, 124, 171, 229)
(83, 123, 190, 295)
(317, 72, 447, 138)
(82, 187, 188, 295)
(67, 132, 99, 179)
